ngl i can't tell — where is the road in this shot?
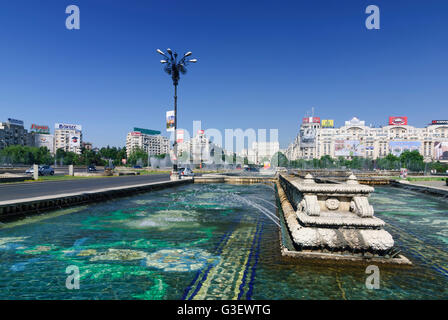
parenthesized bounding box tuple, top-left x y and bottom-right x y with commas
(0, 174, 170, 202)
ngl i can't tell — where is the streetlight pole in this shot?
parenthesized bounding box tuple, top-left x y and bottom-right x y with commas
(157, 48, 197, 178)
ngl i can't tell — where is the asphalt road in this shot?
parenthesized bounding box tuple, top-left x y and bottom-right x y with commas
(0, 174, 171, 202)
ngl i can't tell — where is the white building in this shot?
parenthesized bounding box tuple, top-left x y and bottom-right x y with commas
(286, 116, 448, 162)
(178, 130, 213, 164)
(54, 123, 83, 154)
(126, 130, 169, 158)
(29, 124, 54, 154)
(241, 141, 280, 165)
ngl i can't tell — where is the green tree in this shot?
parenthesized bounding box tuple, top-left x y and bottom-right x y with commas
(127, 147, 148, 166)
(271, 152, 289, 167)
(0, 145, 53, 165)
(400, 150, 424, 171)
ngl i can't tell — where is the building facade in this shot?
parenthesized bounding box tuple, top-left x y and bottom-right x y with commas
(29, 123, 54, 154)
(240, 141, 280, 165)
(54, 123, 83, 154)
(286, 117, 448, 162)
(177, 130, 213, 164)
(0, 118, 30, 150)
(126, 129, 169, 158)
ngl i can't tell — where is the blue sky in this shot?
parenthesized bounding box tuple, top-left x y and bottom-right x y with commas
(0, 0, 447, 151)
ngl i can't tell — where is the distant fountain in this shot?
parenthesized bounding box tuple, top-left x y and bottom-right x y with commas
(149, 155, 172, 169)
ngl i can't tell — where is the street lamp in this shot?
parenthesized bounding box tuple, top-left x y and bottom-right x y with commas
(157, 48, 197, 177)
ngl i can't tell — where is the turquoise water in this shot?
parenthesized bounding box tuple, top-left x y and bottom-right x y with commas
(0, 184, 447, 299)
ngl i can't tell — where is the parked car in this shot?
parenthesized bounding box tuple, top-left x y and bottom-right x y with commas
(178, 168, 194, 177)
(244, 166, 259, 172)
(87, 164, 97, 172)
(26, 165, 54, 176)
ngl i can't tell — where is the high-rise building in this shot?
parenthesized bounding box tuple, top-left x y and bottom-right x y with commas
(29, 123, 54, 154)
(177, 130, 214, 164)
(126, 128, 169, 158)
(241, 141, 280, 165)
(54, 123, 83, 154)
(0, 118, 30, 150)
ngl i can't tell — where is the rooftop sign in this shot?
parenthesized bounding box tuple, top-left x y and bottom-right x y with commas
(133, 128, 161, 135)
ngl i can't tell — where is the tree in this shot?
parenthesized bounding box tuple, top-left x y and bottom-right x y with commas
(0, 145, 53, 165)
(400, 150, 424, 171)
(127, 147, 148, 166)
(271, 152, 289, 168)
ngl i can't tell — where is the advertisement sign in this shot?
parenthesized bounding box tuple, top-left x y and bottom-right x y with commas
(166, 111, 175, 132)
(434, 142, 448, 161)
(321, 119, 334, 128)
(69, 134, 81, 149)
(197, 130, 204, 135)
(134, 128, 161, 135)
(130, 131, 142, 136)
(55, 123, 82, 131)
(300, 128, 316, 148)
(389, 116, 408, 126)
(7, 118, 24, 126)
(177, 129, 184, 144)
(34, 134, 54, 153)
(431, 120, 448, 125)
(335, 140, 365, 157)
(302, 117, 321, 124)
(30, 124, 50, 134)
(389, 141, 421, 156)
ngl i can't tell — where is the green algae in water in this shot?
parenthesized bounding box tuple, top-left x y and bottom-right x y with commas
(0, 184, 447, 299)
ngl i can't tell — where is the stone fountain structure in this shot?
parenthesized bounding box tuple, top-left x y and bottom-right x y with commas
(277, 173, 411, 265)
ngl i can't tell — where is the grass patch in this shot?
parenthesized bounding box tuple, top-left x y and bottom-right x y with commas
(406, 177, 447, 182)
(139, 170, 171, 175)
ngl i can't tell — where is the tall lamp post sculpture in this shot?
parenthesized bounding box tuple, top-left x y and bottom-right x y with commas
(157, 48, 197, 179)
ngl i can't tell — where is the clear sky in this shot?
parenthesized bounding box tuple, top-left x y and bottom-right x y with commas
(0, 0, 447, 151)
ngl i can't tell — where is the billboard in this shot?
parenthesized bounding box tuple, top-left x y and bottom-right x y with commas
(166, 111, 175, 132)
(300, 127, 316, 148)
(30, 124, 50, 134)
(134, 128, 161, 135)
(34, 134, 54, 154)
(55, 123, 82, 131)
(431, 120, 448, 125)
(335, 140, 365, 157)
(302, 117, 320, 124)
(69, 134, 81, 149)
(321, 119, 334, 128)
(389, 116, 408, 126)
(389, 141, 421, 156)
(130, 131, 142, 136)
(7, 118, 24, 126)
(434, 142, 448, 161)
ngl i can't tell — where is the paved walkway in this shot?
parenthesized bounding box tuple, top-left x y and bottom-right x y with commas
(409, 180, 448, 190)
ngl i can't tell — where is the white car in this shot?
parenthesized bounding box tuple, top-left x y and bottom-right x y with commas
(179, 168, 194, 177)
(25, 165, 54, 176)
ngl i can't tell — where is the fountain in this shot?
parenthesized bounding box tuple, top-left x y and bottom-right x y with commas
(277, 173, 411, 265)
